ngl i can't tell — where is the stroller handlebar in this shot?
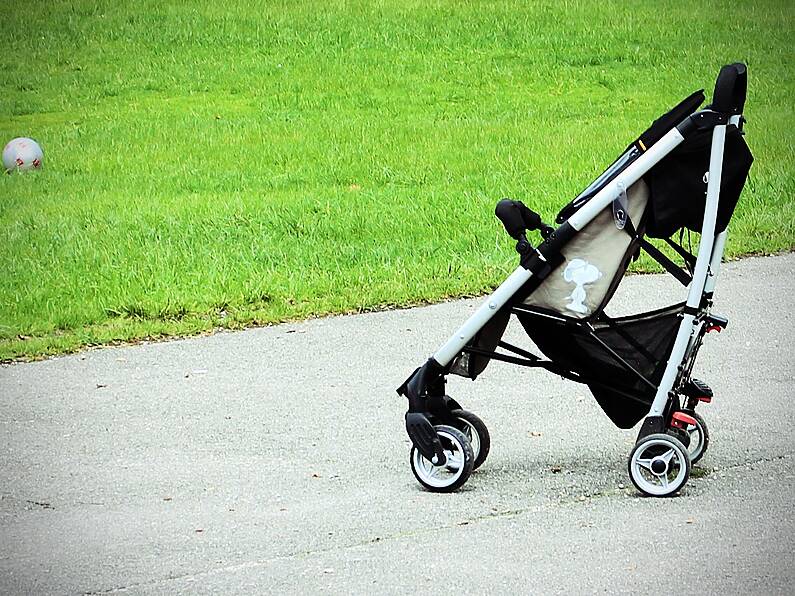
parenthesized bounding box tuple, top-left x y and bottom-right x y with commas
(495, 199, 554, 249)
(710, 62, 747, 115)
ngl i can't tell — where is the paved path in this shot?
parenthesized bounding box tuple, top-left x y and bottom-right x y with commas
(1, 254, 793, 595)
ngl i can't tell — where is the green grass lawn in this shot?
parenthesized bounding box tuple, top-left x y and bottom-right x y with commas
(1, 0, 793, 360)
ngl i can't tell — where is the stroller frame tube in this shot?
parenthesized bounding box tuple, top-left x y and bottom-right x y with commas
(678, 227, 728, 381)
(647, 124, 728, 418)
(705, 230, 728, 295)
(433, 266, 532, 365)
(703, 115, 740, 296)
(567, 128, 685, 231)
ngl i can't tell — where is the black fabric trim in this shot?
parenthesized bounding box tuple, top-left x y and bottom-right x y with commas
(638, 90, 705, 150)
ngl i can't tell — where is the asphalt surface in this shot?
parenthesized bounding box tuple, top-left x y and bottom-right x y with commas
(1, 253, 793, 595)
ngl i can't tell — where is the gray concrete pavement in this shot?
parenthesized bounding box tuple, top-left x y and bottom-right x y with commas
(1, 253, 793, 595)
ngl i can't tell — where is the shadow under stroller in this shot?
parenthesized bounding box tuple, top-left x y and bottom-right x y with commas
(397, 64, 753, 497)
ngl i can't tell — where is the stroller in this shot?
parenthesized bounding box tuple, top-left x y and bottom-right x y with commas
(397, 64, 753, 497)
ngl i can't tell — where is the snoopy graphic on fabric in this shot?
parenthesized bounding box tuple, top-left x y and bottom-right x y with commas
(563, 258, 602, 314)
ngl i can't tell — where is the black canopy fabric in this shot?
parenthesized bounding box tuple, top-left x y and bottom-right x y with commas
(555, 90, 705, 225)
(636, 89, 705, 151)
(644, 124, 753, 238)
(556, 89, 753, 240)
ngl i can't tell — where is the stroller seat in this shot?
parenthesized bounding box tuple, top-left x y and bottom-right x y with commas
(520, 180, 649, 318)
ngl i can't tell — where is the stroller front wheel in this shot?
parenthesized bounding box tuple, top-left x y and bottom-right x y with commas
(410, 425, 474, 492)
(628, 433, 691, 497)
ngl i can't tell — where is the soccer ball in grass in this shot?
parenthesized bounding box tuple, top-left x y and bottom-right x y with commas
(3, 137, 44, 172)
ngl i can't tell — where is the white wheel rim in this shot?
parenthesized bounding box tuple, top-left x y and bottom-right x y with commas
(412, 429, 466, 489)
(457, 418, 481, 460)
(686, 420, 704, 460)
(630, 438, 688, 496)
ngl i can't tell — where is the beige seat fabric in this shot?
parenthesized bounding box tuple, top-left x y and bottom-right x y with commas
(523, 181, 649, 318)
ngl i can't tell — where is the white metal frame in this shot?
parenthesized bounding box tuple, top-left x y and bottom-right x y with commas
(702, 113, 741, 297)
(647, 124, 727, 416)
(675, 118, 742, 378)
(676, 227, 728, 376)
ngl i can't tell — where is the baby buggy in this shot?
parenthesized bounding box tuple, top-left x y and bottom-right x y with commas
(397, 64, 753, 497)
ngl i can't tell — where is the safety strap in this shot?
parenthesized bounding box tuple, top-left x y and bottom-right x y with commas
(665, 235, 697, 272)
(613, 196, 692, 287)
(639, 239, 693, 286)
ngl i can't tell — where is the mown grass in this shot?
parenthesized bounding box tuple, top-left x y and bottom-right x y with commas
(1, 0, 793, 360)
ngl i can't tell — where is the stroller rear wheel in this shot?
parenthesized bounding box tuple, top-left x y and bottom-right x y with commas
(450, 409, 491, 470)
(410, 425, 474, 492)
(628, 433, 691, 497)
(682, 410, 709, 464)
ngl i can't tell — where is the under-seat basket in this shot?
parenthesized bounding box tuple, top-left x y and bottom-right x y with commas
(518, 303, 684, 428)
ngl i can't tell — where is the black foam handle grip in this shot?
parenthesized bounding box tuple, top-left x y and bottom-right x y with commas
(495, 199, 524, 239)
(712, 63, 747, 115)
(495, 199, 543, 239)
(517, 201, 543, 231)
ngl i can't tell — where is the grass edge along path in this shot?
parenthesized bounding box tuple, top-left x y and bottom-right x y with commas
(3, 250, 792, 363)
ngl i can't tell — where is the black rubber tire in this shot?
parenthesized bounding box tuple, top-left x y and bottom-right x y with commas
(682, 409, 709, 464)
(410, 425, 474, 493)
(667, 426, 691, 449)
(450, 409, 491, 471)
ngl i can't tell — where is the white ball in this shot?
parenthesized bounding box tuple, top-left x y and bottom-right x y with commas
(3, 137, 44, 172)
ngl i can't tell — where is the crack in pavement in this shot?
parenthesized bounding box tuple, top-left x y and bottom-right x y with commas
(81, 504, 551, 594)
